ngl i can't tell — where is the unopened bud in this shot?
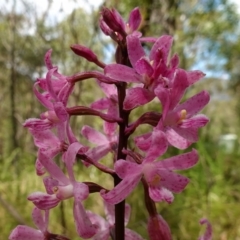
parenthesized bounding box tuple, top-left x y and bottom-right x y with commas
(71, 44, 98, 62)
(148, 215, 172, 240)
(101, 7, 126, 36)
(99, 17, 112, 36)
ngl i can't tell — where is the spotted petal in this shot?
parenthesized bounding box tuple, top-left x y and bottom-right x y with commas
(149, 35, 173, 64)
(156, 169, 189, 193)
(9, 225, 44, 240)
(144, 130, 168, 163)
(32, 207, 48, 233)
(105, 64, 141, 83)
(124, 87, 155, 110)
(165, 127, 191, 149)
(115, 160, 142, 179)
(127, 34, 145, 68)
(174, 90, 210, 117)
(81, 125, 108, 145)
(73, 201, 97, 238)
(101, 172, 142, 204)
(148, 186, 174, 203)
(155, 149, 198, 170)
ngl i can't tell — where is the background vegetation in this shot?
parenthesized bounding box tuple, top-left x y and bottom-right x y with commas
(1, 0, 240, 239)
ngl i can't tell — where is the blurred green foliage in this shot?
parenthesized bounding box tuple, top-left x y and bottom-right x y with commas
(1, 0, 240, 239)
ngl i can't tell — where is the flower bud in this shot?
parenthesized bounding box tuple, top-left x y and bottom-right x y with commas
(101, 8, 125, 36)
(70, 44, 98, 62)
(147, 215, 172, 240)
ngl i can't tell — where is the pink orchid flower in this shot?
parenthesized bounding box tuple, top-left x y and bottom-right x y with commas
(154, 84, 210, 149)
(81, 125, 118, 164)
(134, 81, 209, 151)
(105, 34, 205, 110)
(104, 35, 173, 110)
(9, 207, 49, 240)
(25, 50, 73, 140)
(35, 50, 73, 112)
(28, 143, 97, 239)
(101, 133, 198, 204)
(87, 201, 144, 240)
(9, 207, 70, 240)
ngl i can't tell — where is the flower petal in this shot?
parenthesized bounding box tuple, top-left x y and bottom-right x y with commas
(104, 201, 115, 226)
(101, 173, 142, 204)
(23, 118, 53, 131)
(63, 142, 87, 181)
(147, 215, 172, 240)
(29, 129, 60, 152)
(135, 57, 154, 76)
(169, 69, 189, 110)
(9, 225, 44, 240)
(28, 192, 60, 210)
(87, 210, 109, 231)
(172, 126, 199, 142)
(154, 86, 170, 120)
(98, 80, 117, 98)
(165, 127, 191, 149)
(35, 159, 46, 176)
(32, 207, 48, 233)
(105, 64, 141, 83)
(180, 114, 209, 128)
(85, 144, 111, 162)
(134, 132, 152, 151)
(38, 151, 69, 185)
(91, 98, 110, 110)
(144, 130, 168, 163)
(148, 186, 174, 203)
(156, 169, 189, 193)
(103, 100, 118, 136)
(73, 201, 97, 238)
(44, 49, 54, 70)
(128, 7, 141, 32)
(115, 160, 142, 179)
(46, 68, 58, 101)
(124, 87, 155, 110)
(58, 82, 74, 106)
(155, 149, 199, 170)
(149, 35, 173, 63)
(81, 125, 108, 145)
(170, 54, 179, 69)
(33, 82, 53, 109)
(73, 182, 89, 201)
(174, 90, 210, 117)
(187, 70, 206, 85)
(127, 34, 145, 68)
(43, 176, 59, 194)
(92, 230, 110, 240)
(53, 102, 68, 122)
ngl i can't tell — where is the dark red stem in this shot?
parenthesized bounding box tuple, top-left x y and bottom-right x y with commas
(114, 41, 131, 240)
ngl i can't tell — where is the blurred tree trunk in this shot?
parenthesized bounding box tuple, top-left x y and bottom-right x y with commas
(8, 0, 18, 167)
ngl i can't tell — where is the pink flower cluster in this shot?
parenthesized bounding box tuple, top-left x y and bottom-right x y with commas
(9, 7, 212, 240)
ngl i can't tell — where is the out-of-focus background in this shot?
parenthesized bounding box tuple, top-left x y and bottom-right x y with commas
(1, 0, 240, 239)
